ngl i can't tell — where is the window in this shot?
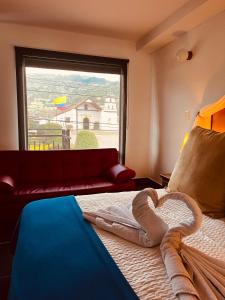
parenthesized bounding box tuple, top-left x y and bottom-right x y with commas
(15, 47, 128, 163)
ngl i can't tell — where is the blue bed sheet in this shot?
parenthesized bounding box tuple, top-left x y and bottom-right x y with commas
(8, 195, 139, 300)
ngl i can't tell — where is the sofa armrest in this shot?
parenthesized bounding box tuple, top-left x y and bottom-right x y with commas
(106, 164, 136, 183)
(0, 175, 15, 193)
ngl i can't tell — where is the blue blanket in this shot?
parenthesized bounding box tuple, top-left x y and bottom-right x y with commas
(9, 196, 139, 300)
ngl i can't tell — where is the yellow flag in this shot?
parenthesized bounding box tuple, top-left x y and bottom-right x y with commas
(52, 96, 67, 105)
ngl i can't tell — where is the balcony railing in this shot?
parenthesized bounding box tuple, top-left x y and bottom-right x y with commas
(28, 129, 70, 150)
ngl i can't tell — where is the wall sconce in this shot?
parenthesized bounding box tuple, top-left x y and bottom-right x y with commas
(176, 49, 193, 62)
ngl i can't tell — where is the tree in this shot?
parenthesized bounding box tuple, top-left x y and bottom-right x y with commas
(37, 122, 62, 135)
(28, 118, 39, 129)
(75, 130, 99, 149)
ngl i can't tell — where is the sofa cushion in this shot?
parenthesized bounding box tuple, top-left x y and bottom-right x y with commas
(14, 183, 72, 203)
(107, 164, 136, 183)
(168, 126, 225, 218)
(15, 149, 119, 184)
(14, 178, 135, 204)
(18, 151, 64, 184)
(69, 178, 135, 195)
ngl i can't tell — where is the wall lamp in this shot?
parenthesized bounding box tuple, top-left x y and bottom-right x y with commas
(176, 49, 193, 62)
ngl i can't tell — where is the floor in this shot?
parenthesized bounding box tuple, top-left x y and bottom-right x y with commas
(0, 242, 13, 299)
(134, 177, 162, 190)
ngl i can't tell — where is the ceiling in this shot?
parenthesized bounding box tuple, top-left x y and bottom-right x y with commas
(0, 0, 225, 52)
(0, 0, 189, 39)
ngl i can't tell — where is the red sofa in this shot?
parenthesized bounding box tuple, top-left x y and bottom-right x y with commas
(0, 148, 136, 242)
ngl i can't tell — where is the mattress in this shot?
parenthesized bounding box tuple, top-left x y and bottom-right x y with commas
(77, 189, 225, 300)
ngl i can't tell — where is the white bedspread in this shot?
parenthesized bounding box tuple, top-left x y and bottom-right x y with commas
(77, 189, 225, 300)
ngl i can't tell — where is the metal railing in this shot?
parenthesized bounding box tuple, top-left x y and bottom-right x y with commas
(28, 129, 70, 150)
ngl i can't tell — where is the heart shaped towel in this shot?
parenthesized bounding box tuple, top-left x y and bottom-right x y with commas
(83, 188, 168, 247)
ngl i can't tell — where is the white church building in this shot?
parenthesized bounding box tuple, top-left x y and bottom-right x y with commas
(52, 98, 118, 131)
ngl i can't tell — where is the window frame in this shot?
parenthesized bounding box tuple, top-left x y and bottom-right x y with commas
(15, 47, 128, 163)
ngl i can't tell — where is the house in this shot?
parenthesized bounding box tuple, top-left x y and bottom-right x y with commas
(52, 98, 118, 130)
(52, 99, 102, 129)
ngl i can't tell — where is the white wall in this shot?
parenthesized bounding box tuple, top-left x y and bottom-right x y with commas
(0, 22, 151, 177)
(150, 10, 225, 181)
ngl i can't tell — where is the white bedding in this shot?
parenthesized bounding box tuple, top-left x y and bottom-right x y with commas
(77, 189, 225, 300)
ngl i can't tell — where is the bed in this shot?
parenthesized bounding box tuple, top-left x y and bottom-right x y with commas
(9, 188, 225, 300)
(77, 189, 225, 300)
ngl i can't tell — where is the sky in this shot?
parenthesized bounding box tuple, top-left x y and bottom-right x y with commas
(26, 67, 120, 82)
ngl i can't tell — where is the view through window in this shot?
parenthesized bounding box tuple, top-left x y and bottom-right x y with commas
(25, 67, 121, 151)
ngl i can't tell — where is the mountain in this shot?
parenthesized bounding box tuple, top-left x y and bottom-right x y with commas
(26, 72, 120, 120)
(68, 75, 108, 85)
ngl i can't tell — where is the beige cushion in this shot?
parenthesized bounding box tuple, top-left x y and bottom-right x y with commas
(168, 126, 225, 218)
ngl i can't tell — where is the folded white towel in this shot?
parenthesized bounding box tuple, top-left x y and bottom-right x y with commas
(83, 188, 169, 247)
(157, 191, 225, 300)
